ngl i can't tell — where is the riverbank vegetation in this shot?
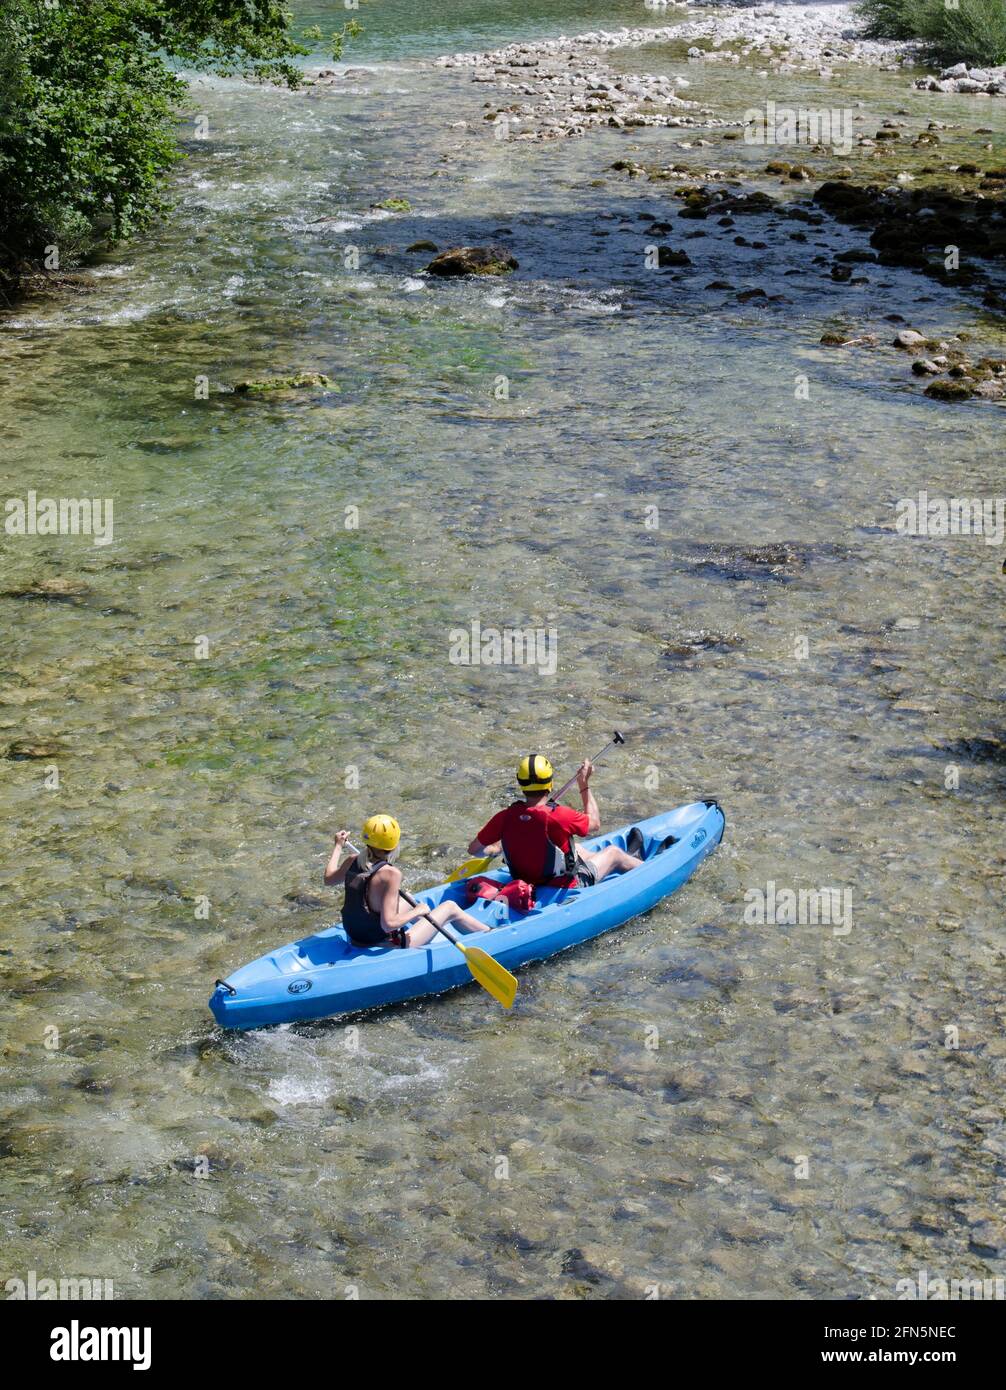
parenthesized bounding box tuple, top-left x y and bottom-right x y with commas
(857, 0, 1006, 65)
(0, 1, 356, 304)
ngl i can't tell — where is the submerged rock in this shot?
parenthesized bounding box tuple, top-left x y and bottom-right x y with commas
(561, 1246, 620, 1284)
(232, 373, 336, 396)
(426, 246, 518, 277)
(283, 892, 327, 910)
(663, 630, 741, 661)
(4, 740, 64, 760)
(2, 577, 90, 602)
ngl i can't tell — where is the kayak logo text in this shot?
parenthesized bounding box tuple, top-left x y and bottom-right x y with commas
(5, 1271, 113, 1300)
(743, 880, 852, 935)
(50, 1320, 151, 1371)
(895, 491, 1006, 545)
(449, 619, 558, 676)
(4, 491, 115, 546)
(742, 100, 854, 156)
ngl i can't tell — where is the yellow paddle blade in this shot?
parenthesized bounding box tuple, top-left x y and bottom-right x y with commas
(458, 944, 517, 1009)
(444, 854, 495, 884)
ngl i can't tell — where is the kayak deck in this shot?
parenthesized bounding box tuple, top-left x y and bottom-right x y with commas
(209, 800, 724, 1029)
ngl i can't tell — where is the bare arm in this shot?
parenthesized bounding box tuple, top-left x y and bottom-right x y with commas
(577, 761, 601, 835)
(324, 830, 353, 886)
(467, 837, 501, 856)
(370, 865, 429, 933)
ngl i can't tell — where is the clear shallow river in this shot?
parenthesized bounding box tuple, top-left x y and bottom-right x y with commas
(1, 2, 1004, 1299)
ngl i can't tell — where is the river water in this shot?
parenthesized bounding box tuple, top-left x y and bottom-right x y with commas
(1, 2, 1004, 1300)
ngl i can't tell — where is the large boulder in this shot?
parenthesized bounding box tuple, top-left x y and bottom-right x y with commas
(425, 246, 518, 277)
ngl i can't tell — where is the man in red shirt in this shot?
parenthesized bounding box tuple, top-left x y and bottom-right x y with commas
(468, 754, 643, 888)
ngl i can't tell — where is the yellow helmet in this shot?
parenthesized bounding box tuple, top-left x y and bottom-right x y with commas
(362, 814, 401, 852)
(517, 753, 553, 793)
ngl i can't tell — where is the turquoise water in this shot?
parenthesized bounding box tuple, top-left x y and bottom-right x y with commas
(296, 0, 650, 61)
(1, 3, 1004, 1300)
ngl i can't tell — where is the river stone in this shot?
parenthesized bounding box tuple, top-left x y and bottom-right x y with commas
(426, 246, 519, 276)
(233, 373, 335, 395)
(663, 629, 741, 659)
(3, 577, 90, 601)
(561, 1245, 622, 1282)
(924, 379, 975, 401)
(4, 739, 64, 760)
(284, 891, 326, 909)
(656, 246, 691, 266)
(242, 1107, 279, 1127)
(612, 1200, 648, 1221)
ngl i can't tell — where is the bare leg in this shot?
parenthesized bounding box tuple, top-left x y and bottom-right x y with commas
(405, 899, 492, 948)
(580, 846, 643, 882)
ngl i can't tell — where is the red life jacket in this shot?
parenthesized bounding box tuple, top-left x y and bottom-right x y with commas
(497, 801, 577, 886)
(465, 877, 536, 913)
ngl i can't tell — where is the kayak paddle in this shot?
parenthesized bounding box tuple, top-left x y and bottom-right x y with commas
(345, 842, 516, 1009)
(444, 730, 627, 879)
(548, 730, 626, 806)
(398, 887, 517, 1010)
(445, 851, 498, 884)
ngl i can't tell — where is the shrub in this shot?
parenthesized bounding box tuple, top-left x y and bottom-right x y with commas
(0, 2, 358, 300)
(857, 0, 1006, 67)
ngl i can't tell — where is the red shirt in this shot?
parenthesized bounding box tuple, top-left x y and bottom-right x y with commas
(477, 801, 589, 852)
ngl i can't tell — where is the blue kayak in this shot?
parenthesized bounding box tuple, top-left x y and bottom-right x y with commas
(209, 800, 724, 1030)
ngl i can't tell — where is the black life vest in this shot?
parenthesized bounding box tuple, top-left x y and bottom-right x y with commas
(341, 856, 393, 945)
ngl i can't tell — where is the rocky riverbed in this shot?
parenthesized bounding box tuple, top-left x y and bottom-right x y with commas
(390, 4, 1004, 406)
(411, 5, 925, 143)
(916, 60, 1006, 96)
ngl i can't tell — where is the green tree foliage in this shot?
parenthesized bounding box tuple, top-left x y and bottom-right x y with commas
(0, 2, 358, 299)
(857, 0, 1006, 66)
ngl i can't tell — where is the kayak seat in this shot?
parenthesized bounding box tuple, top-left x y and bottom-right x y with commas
(657, 834, 679, 854)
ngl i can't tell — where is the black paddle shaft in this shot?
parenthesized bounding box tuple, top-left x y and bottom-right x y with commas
(548, 730, 626, 807)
